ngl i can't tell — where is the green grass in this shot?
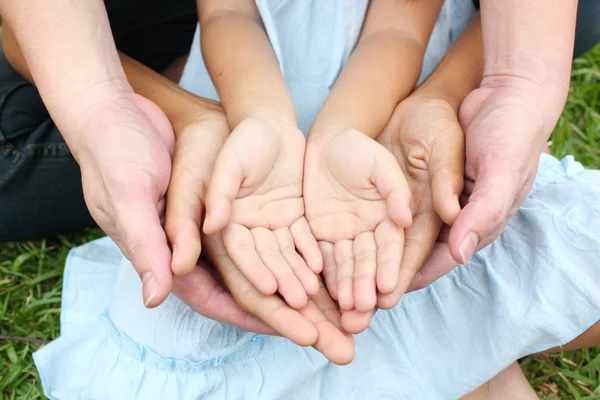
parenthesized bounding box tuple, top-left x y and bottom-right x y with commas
(1, 45, 600, 400)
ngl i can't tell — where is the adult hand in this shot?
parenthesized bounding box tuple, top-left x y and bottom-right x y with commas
(74, 91, 175, 308)
(448, 79, 556, 264)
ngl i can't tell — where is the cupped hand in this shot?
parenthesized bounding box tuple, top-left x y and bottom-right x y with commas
(449, 81, 551, 264)
(374, 95, 464, 309)
(339, 95, 464, 334)
(304, 130, 413, 314)
(75, 92, 175, 307)
(203, 119, 322, 310)
(200, 232, 356, 365)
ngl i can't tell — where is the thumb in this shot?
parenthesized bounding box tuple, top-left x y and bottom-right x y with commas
(428, 124, 464, 225)
(165, 148, 206, 277)
(448, 159, 519, 264)
(116, 193, 173, 308)
(203, 139, 244, 235)
(372, 145, 413, 227)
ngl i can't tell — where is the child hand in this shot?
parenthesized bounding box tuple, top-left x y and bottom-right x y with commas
(202, 232, 355, 366)
(304, 130, 413, 313)
(374, 94, 464, 309)
(203, 118, 322, 310)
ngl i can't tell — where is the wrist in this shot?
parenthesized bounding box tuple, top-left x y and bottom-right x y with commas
(169, 96, 225, 136)
(240, 111, 302, 139)
(65, 79, 134, 155)
(412, 85, 464, 112)
(479, 74, 568, 129)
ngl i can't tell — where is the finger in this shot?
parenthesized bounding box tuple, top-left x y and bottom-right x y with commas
(223, 224, 277, 295)
(406, 242, 457, 292)
(165, 152, 205, 277)
(203, 138, 244, 235)
(334, 240, 355, 311)
(290, 217, 323, 274)
(172, 261, 273, 334)
(374, 220, 404, 295)
(428, 125, 464, 225)
(353, 231, 377, 313)
(319, 241, 338, 300)
(204, 233, 318, 346)
(115, 192, 172, 308)
(274, 228, 320, 296)
(252, 227, 308, 309)
(377, 210, 440, 309)
(341, 309, 376, 335)
(304, 276, 355, 365)
(448, 160, 520, 264)
(371, 146, 412, 228)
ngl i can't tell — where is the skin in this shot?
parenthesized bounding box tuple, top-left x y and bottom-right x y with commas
(447, 0, 578, 265)
(197, 0, 321, 310)
(304, 0, 445, 315)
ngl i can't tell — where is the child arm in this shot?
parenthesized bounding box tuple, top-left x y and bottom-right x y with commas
(198, 0, 296, 127)
(309, 0, 443, 139)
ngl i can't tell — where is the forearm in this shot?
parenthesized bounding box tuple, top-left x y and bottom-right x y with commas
(198, 1, 296, 128)
(121, 54, 224, 135)
(309, 0, 442, 139)
(0, 0, 130, 146)
(480, 0, 577, 117)
(2, 24, 222, 138)
(415, 15, 483, 111)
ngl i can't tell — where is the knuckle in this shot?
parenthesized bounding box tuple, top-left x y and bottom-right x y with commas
(354, 250, 376, 263)
(486, 204, 509, 226)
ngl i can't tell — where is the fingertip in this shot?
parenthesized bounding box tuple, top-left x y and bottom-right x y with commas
(387, 191, 413, 228)
(166, 220, 202, 277)
(171, 241, 201, 277)
(313, 322, 356, 365)
(256, 275, 278, 296)
(304, 274, 320, 297)
(203, 196, 232, 235)
(376, 275, 397, 295)
(141, 267, 172, 308)
(354, 280, 377, 313)
(328, 338, 356, 366)
(354, 297, 376, 314)
(307, 252, 323, 274)
(291, 322, 319, 347)
(341, 310, 374, 334)
(377, 291, 402, 310)
(202, 213, 219, 235)
(433, 187, 462, 226)
(284, 290, 309, 310)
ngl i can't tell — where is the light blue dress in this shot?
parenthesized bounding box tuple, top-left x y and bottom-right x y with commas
(33, 1, 600, 399)
(33, 154, 600, 399)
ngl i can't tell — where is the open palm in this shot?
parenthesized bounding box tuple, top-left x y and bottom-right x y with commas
(203, 118, 321, 309)
(304, 129, 412, 312)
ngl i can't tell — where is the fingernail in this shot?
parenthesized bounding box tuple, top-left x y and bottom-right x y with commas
(142, 272, 157, 307)
(453, 195, 460, 207)
(458, 232, 479, 264)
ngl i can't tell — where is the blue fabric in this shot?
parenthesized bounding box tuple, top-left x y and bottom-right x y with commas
(34, 153, 600, 399)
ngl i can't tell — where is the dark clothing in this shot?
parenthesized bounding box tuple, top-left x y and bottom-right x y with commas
(0, 0, 197, 240)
